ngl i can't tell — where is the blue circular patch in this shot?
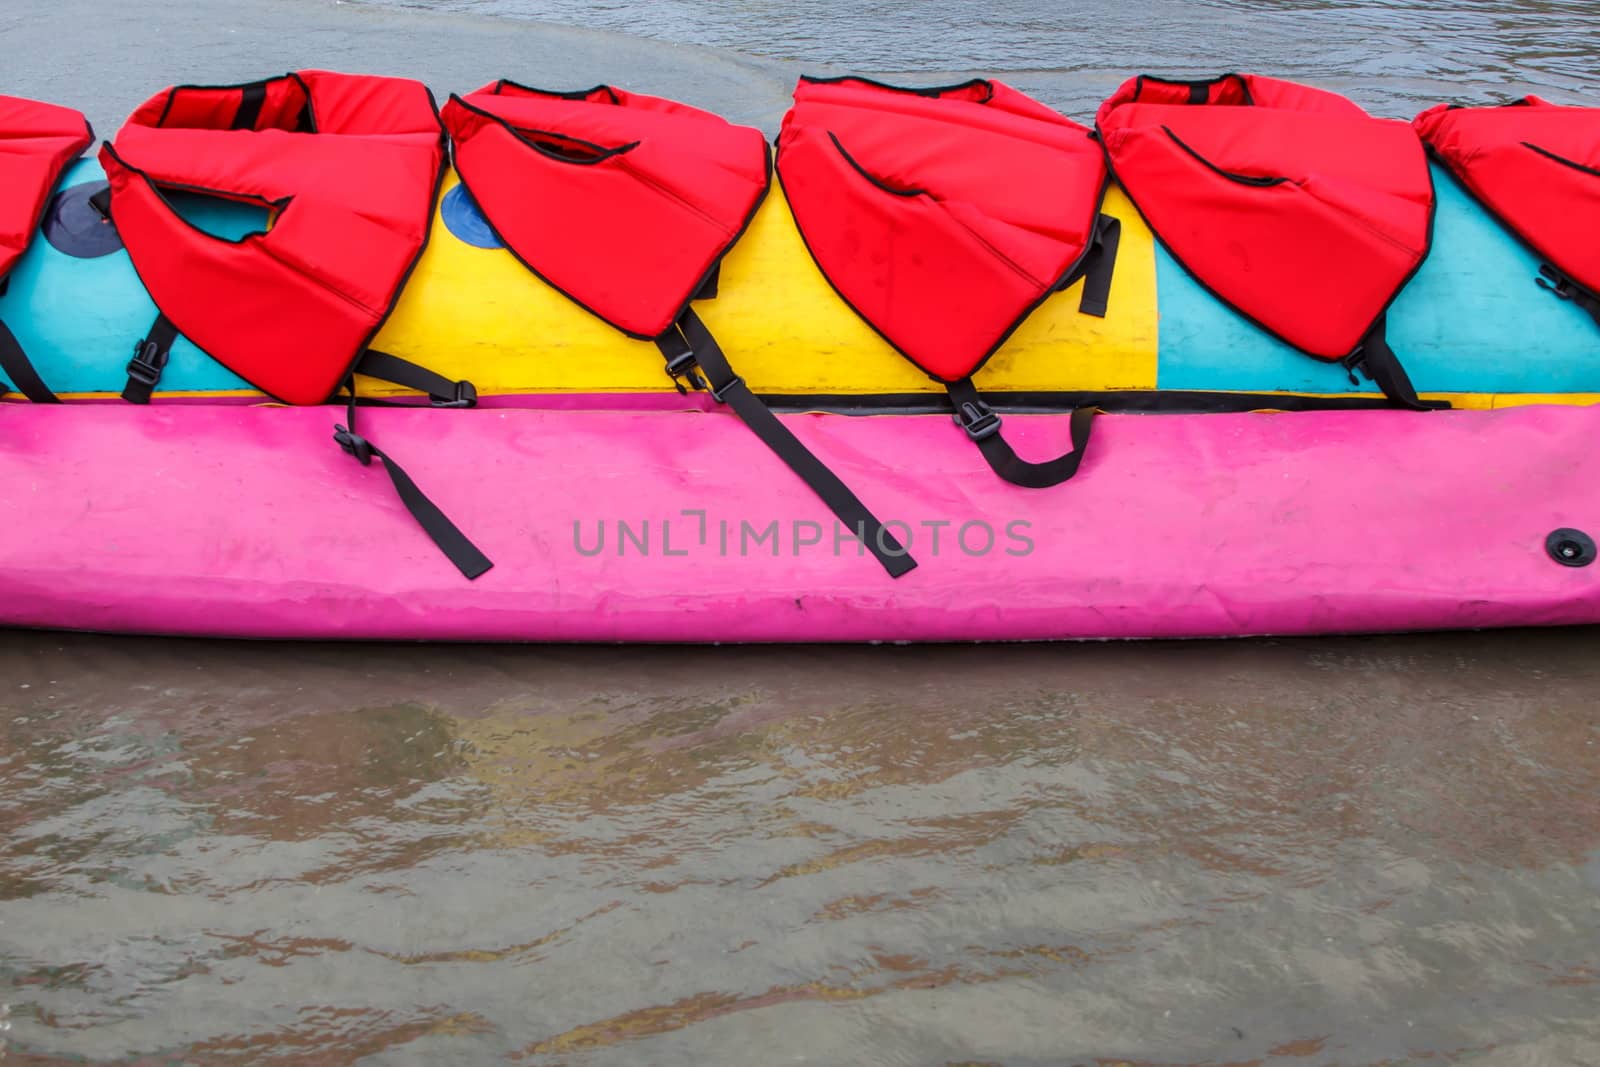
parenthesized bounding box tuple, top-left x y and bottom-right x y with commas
(441, 184, 504, 250)
(42, 182, 125, 258)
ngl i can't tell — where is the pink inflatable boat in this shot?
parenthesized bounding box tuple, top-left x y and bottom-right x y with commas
(5, 74, 1600, 642)
(2, 401, 1596, 641)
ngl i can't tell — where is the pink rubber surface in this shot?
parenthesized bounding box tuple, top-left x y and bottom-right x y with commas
(1, 403, 1596, 641)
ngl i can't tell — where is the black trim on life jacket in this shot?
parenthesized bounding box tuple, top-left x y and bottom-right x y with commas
(1521, 141, 1600, 179)
(1161, 126, 1289, 187)
(828, 133, 926, 197)
(474, 117, 640, 165)
(1130, 73, 1255, 107)
(490, 80, 623, 106)
(1444, 99, 1536, 112)
(798, 74, 998, 104)
(1098, 121, 1445, 411)
(658, 307, 917, 578)
(525, 132, 638, 164)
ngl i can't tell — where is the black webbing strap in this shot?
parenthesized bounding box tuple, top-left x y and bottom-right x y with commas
(946, 376, 1095, 489)
(658, 308, 917, 579)
(1058, 213, 1121, 318)
(354, 349, 478, 407)
(122, 313, 180, 404)
(334, 385, 493, 580)
(0, 317, 59, 403)
(695, 263, 721, 301)
(1537, 264, 1600, 330)
(233, 83, 267, 132)
(1340, 316, 1447, 412)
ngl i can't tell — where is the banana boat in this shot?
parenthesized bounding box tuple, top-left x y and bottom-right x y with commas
(1, 72, 1596, 641)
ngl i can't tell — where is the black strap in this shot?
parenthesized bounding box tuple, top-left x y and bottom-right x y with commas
(335, 387, 493, 580)
(1537, 264, 1600, 330)
(0, 317, 60, 403)
(946, 376, 1095, 489)
(1052, 213, 1120, 316)
(1340, 316, 1447, 412)
(694, 263, 721, 301)
(233, 83, 267, 131)
(354, 349, 478, 407)
(659, 309, 917, 579)
(122, 313, 179, 404)
(1074, 213, 1121, 318)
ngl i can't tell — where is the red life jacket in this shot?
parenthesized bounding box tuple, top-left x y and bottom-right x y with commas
(444, 82, 769, 338)
(1096, 73, 1441, 409)
(1, 95, 94, 403)
(776, 76, 1118, 488)
(99, 72, 489, 579)
(1415, 97, 1600, 330)
(99, 71, 461, 406)
(443, 80, 914, 577)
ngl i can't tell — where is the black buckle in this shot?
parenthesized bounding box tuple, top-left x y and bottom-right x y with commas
(954, 400, 1001, 441)
(711, 373, 744, 404)
(430, 379, 477, 409)
(664, 351, 707, 394)
(1537, 264, 1575, 301)
(333, 424, 373, 466)
(125, 338, 168, 387)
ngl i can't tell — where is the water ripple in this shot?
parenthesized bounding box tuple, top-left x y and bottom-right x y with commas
(360, 0, 1600, 114)
(3, 634, 1598, 1062)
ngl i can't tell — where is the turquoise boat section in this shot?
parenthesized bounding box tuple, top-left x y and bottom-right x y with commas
(1156, 165, 1600, 395)
(2, 159, 254, 395)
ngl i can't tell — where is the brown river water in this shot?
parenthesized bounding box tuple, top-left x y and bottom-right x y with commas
(3, 0, 1600, 1062)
